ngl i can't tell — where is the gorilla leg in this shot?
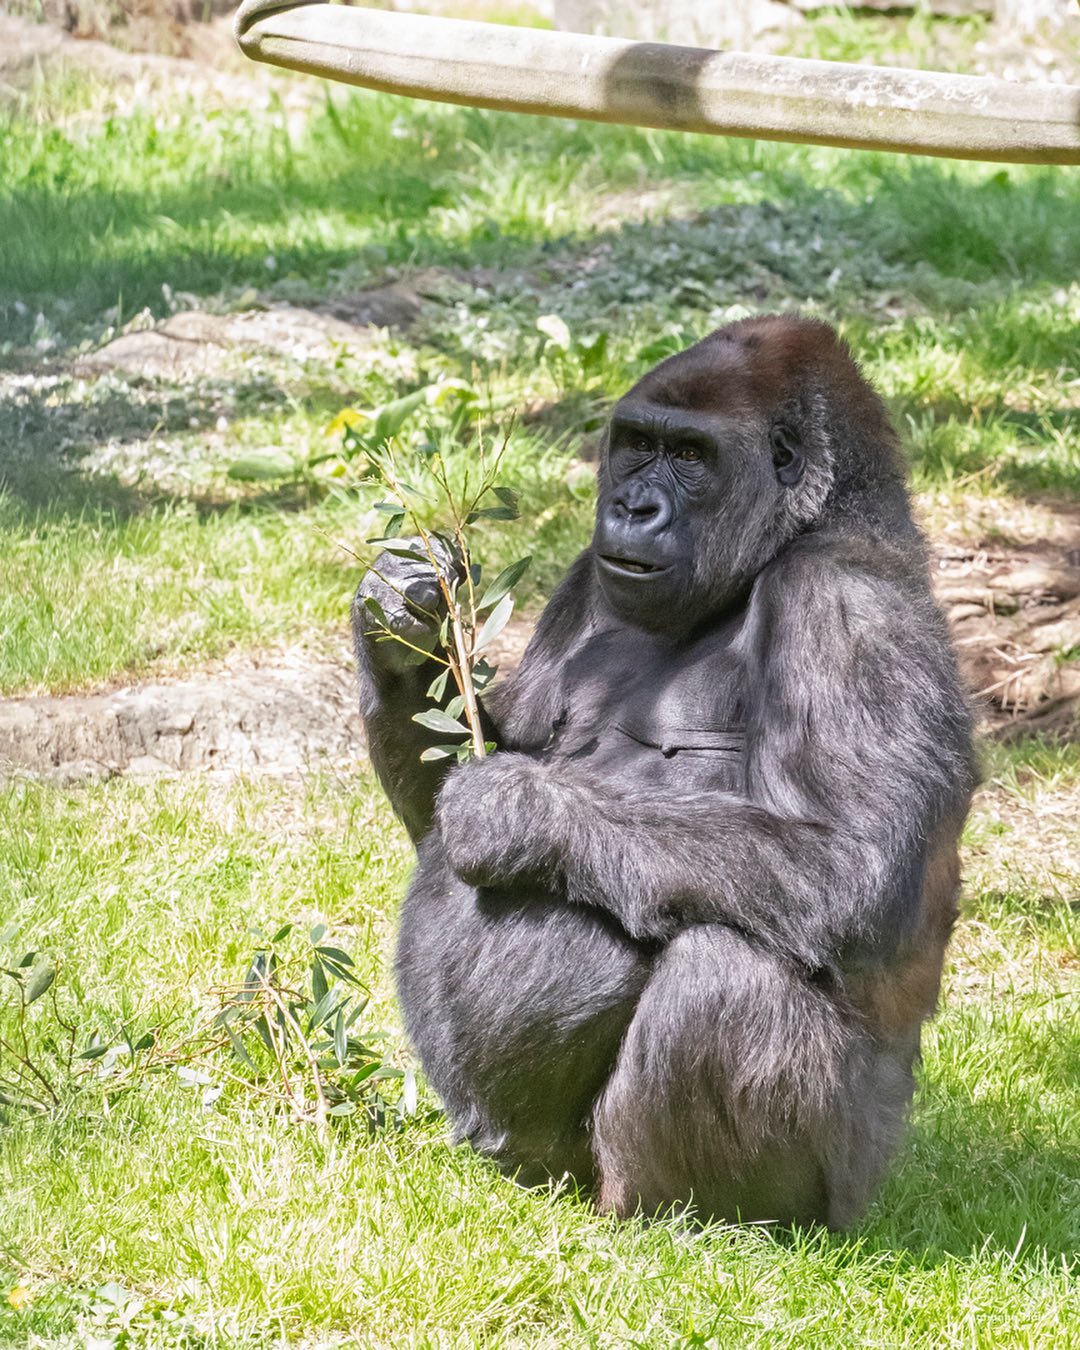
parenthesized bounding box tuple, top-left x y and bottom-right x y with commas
(396, 849, 654, 1186)
(592, 926, 914, 1228)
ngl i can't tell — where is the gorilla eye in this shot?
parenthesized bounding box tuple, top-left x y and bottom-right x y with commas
(671, 445, 701, 463)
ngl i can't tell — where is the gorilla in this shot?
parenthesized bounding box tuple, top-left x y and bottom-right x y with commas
(353, 315, 975, 1229)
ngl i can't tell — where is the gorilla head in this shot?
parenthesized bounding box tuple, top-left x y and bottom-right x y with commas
(592, 315, 905, 632)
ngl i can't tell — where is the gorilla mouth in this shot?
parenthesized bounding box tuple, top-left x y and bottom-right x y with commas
(600, 555, 667, 577)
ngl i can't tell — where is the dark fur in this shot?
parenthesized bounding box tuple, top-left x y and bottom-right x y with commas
(353, 316, 975, 1227)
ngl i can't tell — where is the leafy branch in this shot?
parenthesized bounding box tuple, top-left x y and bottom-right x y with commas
(0, 926, 420, 1136)
(343, 391, 530, 763)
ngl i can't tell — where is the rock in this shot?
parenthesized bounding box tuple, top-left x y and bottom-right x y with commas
(0, 656, 366, 781)
(76, 305, 391, 381)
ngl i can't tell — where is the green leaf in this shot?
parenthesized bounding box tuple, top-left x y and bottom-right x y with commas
(309, 922, 327, 945)
(383, 512, 405, 538)
(79, 1044, 110, 1061)
(446, 695, 466, 720)
(328, 1101, 356, 1117)
(474, 593, 513, 652)
(367, 542, 427, 562)
(471, 657, 497, 691)
(227, 450, 297, 481)
(344, 1060, 381, 1089)
(334, 1008, 347, 1068)
(492, 486, 519, 510)
(373, 388, 429, 444)
(468, 506, 518, 521)
(311, 956, 328, 1010)
(309, 983, 346, 1031)
(477, 556, 531, 611)
(412, 709, 469, 736)
(363, 595, 389, 630)
(420, 745, 457, 762)
(25, 961, 56, 1004)
(637, 333, 685, 364)
(225, 1023, 257, 1070)
(315, 946, 355, 967)
(271, 924, 293, 944)
(426, 669, 450, 701)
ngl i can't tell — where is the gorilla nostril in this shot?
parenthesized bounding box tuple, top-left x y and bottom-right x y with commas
(612, 482, 669, 528)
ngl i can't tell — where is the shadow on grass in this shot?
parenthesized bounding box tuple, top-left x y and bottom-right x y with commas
(0, 374, 324, 521)
(5, 87, 1080, 341)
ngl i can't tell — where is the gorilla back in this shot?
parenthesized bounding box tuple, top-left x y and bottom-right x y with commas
(353, 315, 975, 1228)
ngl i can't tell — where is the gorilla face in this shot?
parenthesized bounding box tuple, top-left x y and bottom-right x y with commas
(593, 397, 808, 633)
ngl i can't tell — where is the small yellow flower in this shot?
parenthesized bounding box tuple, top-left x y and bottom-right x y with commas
(7, 1285, 32, 1310)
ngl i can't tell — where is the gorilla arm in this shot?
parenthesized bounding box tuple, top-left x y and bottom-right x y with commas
(353, 542, 502, 844)
(437, 546, 973, 972)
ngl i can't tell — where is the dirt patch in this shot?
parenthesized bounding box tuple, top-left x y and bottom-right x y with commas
(928, 500, 1080, 739)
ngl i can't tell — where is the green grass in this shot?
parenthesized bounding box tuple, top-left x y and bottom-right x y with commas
(0, 750, 1076, 1347)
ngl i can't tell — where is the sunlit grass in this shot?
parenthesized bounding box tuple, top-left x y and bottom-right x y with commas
(0, 764, 1076, 1346)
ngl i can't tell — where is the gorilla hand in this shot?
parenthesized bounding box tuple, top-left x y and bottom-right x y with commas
(436, 753, 566, 890)
(355, 536, 461, 672)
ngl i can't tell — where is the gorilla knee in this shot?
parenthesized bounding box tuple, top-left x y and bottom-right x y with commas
(592, 927, 869, 1227)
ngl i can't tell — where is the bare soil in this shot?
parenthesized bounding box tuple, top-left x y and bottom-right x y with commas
(932, 524, 1080, 739)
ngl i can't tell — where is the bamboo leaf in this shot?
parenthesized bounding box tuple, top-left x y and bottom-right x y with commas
(426, 669, 450, 701)
(25, 961, 56, 1004)
(474, 593, 513, 651)
(477, 557, 531, 611)
(412, 709, 469, 736)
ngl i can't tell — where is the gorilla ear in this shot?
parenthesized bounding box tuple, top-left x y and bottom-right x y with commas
(770, 424, 805, 487)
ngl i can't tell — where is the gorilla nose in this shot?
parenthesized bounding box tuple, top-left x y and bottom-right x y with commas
(610, 480, 672, 533)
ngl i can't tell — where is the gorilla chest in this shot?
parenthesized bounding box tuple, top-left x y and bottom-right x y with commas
(544, 627, 747, 792)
